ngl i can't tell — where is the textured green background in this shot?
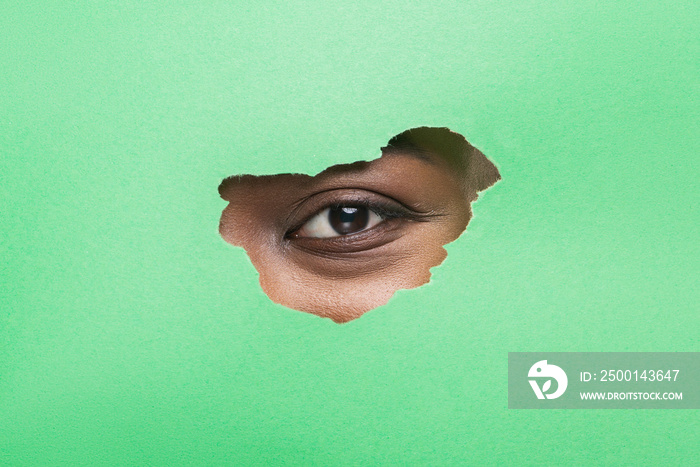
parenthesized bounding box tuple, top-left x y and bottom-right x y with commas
(2, 1, 698, 465)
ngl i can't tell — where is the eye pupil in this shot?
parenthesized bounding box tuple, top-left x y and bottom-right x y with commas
(329, 206, 369, 235)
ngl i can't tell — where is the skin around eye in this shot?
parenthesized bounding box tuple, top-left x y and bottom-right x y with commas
(291, 205, 384, 238)
(218, 126, 501, 323)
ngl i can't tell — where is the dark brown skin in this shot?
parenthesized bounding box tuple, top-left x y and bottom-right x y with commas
(218, 127, 500, 323)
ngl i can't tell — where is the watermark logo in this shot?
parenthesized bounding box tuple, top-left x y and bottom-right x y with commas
(528, 360, 568, 399)
(509, 353, 698, 409)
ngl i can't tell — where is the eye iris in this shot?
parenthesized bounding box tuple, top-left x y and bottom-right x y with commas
(328, 206, 369, 235)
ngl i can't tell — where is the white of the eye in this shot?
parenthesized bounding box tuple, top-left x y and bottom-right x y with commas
(299, 207, 384, 238)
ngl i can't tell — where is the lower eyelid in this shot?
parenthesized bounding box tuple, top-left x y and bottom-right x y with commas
(287, 217, 409, 255)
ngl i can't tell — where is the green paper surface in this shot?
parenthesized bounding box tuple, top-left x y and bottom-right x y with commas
(1, 1, 698, 464)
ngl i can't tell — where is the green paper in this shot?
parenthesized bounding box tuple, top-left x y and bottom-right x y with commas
(1, 1, 698, 464)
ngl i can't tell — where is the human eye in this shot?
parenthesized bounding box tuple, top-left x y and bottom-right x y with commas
(289, 205, 384, 238)
(284, 189, 426, 253)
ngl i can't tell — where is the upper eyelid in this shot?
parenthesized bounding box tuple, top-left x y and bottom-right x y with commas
(288, 187, 419, 214)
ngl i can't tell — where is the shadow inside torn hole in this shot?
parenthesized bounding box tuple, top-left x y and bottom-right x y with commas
(218, 127, 500, 323)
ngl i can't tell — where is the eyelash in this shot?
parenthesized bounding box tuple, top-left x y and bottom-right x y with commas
(284, 194, 426, 240)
